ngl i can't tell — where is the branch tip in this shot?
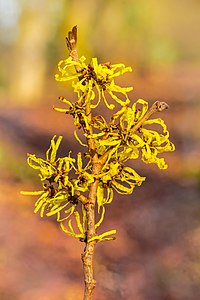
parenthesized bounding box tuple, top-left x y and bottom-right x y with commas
(66, 25, 78, 52)
(152, 101, 169, 112)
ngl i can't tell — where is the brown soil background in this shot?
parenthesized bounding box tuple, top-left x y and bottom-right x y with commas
(0, 68, 200, 300)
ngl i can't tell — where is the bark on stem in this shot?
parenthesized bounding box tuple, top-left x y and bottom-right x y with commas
(81, 179, 99, 299)
(66, 25, 101, 300)
(81, 98, 102, 300)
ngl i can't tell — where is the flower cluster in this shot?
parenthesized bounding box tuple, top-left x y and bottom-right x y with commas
(55, 56, 132, 109)
(85, 99, 174, 170)
(21, 137, 92, 229)
(22, 53, 175, 242)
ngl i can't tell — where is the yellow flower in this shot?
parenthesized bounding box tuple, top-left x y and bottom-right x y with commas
(94, 98, 175, 169)
(21, 136, 77, 219)
(55, 56, 133, 109)
(99, 163, 145, 194)
(136, 114, 174, 169)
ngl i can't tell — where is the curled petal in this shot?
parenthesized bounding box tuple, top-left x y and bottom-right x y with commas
(95, 206, 106, 229)
(88, 230, 116, 243)
(46, 135, 63, 163)
(74, 130, 88, 147)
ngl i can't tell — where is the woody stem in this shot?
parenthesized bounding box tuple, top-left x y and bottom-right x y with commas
(66, 25, 100, 300)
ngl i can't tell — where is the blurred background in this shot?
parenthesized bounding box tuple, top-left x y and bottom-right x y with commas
(0, 0, 200, 299)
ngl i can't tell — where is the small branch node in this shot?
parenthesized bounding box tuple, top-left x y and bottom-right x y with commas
(152, 101, 169, 112)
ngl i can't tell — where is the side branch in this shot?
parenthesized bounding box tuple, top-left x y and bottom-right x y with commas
(131, 101, 169, 133)
(75, 191, 88, 205)
(99, 101, 169, 165)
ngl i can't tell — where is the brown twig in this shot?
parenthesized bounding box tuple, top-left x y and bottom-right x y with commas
(81, 99, 101, 300)
(66, 25, 82, 72)
(131, 100, 169, 133)
(66, 25, 99, 300)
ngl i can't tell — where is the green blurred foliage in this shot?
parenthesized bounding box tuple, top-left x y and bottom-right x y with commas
(0, 0, 199, 103)
(0, 142, 38, 183)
